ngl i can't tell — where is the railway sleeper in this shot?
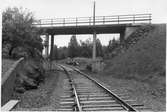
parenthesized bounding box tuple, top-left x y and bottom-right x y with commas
(57, 108, 73, 111)
(60, 98, 74, 101)
(79, 96, 130, 101)
(82, 106, 125, 111)
(76, 91, 106, 94)
(82, 103, 144, 108)
(134, 106, 151, 110)
(80, 100, 117, 104)
(77, 93, 129, 98)
(60, 101, 75, 105)
(77, 93, 109, 95)
(82, 103, 122, 108)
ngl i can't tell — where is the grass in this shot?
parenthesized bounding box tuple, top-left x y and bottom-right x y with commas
(104, 24, 166, 81)
(98, 24, 166, 111)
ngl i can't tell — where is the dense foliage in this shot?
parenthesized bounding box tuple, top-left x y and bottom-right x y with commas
(53, 35, 119, 59)
(2, 7, 43, 59)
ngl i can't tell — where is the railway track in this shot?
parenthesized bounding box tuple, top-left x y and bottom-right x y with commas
(58, 64, 148, 111)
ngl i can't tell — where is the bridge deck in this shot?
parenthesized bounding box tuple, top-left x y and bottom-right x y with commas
(34, 14, 151, 35)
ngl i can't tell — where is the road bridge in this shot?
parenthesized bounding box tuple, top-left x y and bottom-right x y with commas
(34, 14, 151, 60)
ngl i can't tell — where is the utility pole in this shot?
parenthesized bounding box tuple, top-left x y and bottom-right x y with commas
(92, 1, 96, 60)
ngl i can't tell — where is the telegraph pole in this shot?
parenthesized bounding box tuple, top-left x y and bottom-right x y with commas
(92, 1, 96, 60)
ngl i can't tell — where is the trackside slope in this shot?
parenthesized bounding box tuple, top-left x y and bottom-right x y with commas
(100, 24, 166, 111)
(104, 24, 166, 81)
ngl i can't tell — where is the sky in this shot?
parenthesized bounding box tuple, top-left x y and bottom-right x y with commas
(1, 0, 167, 47)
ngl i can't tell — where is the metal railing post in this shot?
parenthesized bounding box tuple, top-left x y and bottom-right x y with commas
(76, 17, 78, 26)
(133, 15, 135, 24)
(149, 14, 151, 24)
(89, 17, 91, 25)
(118, 16, 119, 24)
(103, 16, 105, 24)
(63, 18, 65, 26)
(51, 19, 53, 27)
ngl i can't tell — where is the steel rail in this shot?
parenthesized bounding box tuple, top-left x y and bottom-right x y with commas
(72, 67, 138, 112)
(59, 65, 82, 112)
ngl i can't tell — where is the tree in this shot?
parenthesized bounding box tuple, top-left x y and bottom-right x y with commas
(2, 7, 43, 58)
(57, 47, 68, 59)
(53, 45, 58, 60)
(107, 38, 119, 53)
(68, 35, 79, 58)
(80, 38, 92, 58)
(96, 39, 103, 57)
(79, 38, 103, 58)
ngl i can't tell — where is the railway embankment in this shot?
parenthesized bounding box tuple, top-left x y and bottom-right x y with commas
(2, 58, 46, 106)
(83, 24, 166, 111)
(1, 58, 24, 106)
(12, 64, 65, 111)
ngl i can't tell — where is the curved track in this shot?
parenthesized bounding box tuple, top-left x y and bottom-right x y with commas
(58, 64, 147, 111)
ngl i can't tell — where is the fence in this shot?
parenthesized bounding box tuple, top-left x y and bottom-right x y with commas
(33, 13, 152, 27)
(1, 58, 24, 106)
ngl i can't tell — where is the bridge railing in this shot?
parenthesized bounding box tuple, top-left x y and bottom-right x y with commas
(33, 13, 151, 27)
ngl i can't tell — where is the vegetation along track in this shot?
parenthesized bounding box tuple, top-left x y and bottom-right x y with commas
(58, 64, 148, 111)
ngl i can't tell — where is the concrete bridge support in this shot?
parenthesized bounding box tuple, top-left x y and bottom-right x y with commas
(50, 34, 54, 60)
(45, 34, 49, 57)
(120, 31, 125, 45)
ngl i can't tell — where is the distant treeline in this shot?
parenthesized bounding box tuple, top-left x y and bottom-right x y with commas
(52, 35, 120, 60)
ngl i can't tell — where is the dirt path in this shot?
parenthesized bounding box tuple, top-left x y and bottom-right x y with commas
(13, 70, 67, 111)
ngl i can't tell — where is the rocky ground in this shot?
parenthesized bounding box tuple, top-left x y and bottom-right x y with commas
(9, 61, 165, 111)
(12, 69, 67, 111)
